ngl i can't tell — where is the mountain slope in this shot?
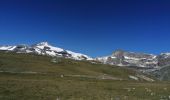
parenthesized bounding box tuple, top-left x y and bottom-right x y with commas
(151, 66, 170, 81)
(0, 51, 149, 81)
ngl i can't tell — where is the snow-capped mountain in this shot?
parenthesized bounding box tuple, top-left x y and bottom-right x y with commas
(96, 50, 170, 68)
(0, 42, 93, 60)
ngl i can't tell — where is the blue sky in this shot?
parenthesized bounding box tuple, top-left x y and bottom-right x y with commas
(0, 0, 170, 57)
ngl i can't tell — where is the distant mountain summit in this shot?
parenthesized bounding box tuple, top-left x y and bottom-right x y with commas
(0, 42, 93, 60)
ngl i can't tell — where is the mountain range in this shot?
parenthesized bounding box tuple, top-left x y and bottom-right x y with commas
(1, 42, 170, 69)
(1, 42, 170, 80)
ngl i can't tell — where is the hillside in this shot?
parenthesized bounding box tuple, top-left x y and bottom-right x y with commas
(152, 66, 170, 81)
(0, 51, 136, 79)
(0, 52, 170, 100)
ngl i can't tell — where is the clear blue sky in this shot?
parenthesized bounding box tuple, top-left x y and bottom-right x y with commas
(0, 0, 170, 57)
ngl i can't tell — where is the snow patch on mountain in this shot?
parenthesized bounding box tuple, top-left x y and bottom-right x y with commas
(0, 46, 16, 51)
